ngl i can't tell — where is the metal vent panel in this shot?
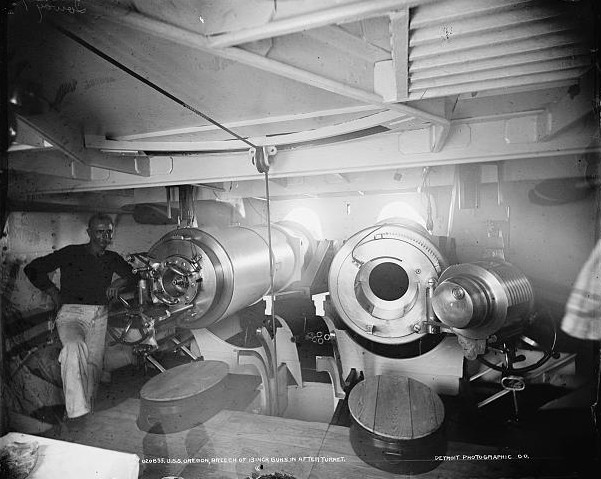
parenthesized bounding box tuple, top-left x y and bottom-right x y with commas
(407, 0, 590, 99)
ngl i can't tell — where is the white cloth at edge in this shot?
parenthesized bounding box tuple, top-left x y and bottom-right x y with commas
(561, 239, 601, 340)
(0, 432, 139, 479)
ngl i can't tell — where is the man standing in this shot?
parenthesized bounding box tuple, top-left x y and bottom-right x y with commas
(24, 213, 137, 419)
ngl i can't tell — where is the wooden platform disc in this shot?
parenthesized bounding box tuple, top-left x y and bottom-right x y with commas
(348, 374, 444, 440)
(140, 360, 228, 402)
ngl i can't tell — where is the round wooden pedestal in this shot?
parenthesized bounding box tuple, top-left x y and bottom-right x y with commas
(137, 360, 228, 433)
(348, 374, 446, 474)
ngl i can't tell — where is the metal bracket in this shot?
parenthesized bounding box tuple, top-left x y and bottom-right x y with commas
(316, 356, 345, 399)
(501, 375, 526, 392)
(249, 145, 277, 173)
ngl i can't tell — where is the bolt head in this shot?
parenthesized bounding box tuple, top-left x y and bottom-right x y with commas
(452, 287, 465, 299)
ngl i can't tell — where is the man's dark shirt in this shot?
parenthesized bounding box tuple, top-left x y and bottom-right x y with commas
(24, 244, 136, 305)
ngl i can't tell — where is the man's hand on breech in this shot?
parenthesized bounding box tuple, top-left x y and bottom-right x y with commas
(106, 278, 129, 301)
(45, 285, 60, 308)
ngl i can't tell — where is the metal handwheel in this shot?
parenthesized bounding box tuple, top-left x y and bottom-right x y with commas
(477, 312, 558, 375)
(107, 296, 153, 346)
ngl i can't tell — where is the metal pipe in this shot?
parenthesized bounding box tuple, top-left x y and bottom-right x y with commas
(178, 185, 196, 227)
(145, 355, 167, 373)
(170, 338, 197, 361)
(263, 169, 279, 416)
(115, 105, 382, 141)
(166, 186, 172, 219)
(469, 361, 505, 381)
(477, 388, 511, 408)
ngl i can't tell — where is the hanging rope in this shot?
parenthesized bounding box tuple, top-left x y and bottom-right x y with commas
(262, 168, 280, 415)
(57, 21, 282, 413)
(420, 166, 434, 233)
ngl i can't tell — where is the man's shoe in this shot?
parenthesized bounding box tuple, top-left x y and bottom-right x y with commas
(62, 413, 90, 432)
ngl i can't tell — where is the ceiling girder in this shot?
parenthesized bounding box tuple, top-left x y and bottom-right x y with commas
(9, 149, 95, 180)
(14, 119, 46, 148)
(17, 113, 151, 176)
(13, 113, 598, 195)
(537, 74, 594, 141)
(86, 111, 405, 151)
(83, 2, 448, 127)
(114, 105, 383, 141)
(206, 0, 438, 48)
(389, 9, 409, 102)
(431, 124, 451, 154)
(302, 26, 391, 63)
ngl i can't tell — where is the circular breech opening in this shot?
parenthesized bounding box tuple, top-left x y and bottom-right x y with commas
(161, 269, 190, 298)
(368, 262, 409, 301)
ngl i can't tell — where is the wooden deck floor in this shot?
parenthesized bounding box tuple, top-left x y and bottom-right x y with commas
(34, 364, 598, 479)
(42, 402, 597, 479)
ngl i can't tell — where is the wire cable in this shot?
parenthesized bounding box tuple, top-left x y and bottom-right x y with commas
(263, 169, 279, 414)
(56, 21, 284, 414)
(53, 24, 258, 150)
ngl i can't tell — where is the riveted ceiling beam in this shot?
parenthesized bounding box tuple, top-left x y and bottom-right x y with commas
(114, 105, 383, 141)
(11, 114, 598, 195)
(389, 8, 410, 102)
(9, 149, 95, 180)
(207, 0, 438, 48)
(17, 113, 150, 176)
(82, 3, 449, 127)
(537, 73, 595, 141)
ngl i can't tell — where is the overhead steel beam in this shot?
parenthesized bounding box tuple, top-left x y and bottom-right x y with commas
(302, 26, 391, 63)
(17, 113, 151, 176)
(431, 123, 451, 153)
(12, 115, 598, 195)
(14, 119, 46, 147)
(7, 200, 125, 214)
(87, 111, 405, 151)
(207, 0, 438, 48)
(114, 105, 383, 141)
(9, 149, 96, 180)
(82, 3, 449, 126)
(537, 73, 594, 141)
(389, 8, 410, 101)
